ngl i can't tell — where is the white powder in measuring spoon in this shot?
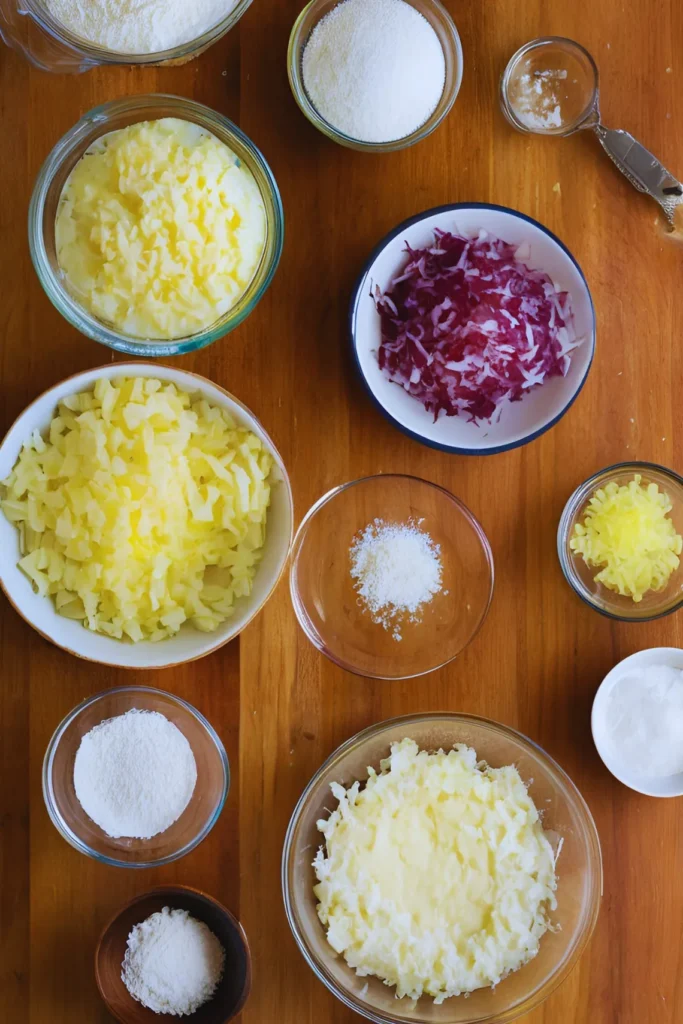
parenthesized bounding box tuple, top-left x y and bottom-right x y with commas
(73, 709, 197, 839)
(122, 906, 225, 1016)
(301, 0, 446, 144)
(42, 0, 238, 55)
(350, 518, 443, 640)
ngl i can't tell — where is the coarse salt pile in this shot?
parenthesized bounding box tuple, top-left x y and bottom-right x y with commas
(301, 0, 446, 144)
(349, 518, 443, 640)
(122, 907, 225, 1016)
(73, 709, 197, 839)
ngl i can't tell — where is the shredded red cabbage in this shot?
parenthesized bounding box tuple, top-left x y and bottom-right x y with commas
(375, 230, 581, 423)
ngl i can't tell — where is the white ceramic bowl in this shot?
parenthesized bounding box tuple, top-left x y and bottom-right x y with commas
(592, 647, 683, 797)
(0, 363, 293, 669)
(350, 203, 595, 455)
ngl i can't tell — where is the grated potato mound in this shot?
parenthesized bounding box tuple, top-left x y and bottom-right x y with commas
(0, 377, 273, 642)
(570, 474, 682, 602)
(55, 118, 266, 340)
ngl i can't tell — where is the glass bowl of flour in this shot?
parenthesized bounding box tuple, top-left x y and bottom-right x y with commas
(43, 686, 229, 868)
(0, 0, 252, 72)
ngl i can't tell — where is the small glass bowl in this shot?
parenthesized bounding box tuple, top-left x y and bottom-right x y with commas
(28, 94, 284, 357)
(499, 37, 599, 138)
(287, 0, 463, 153)
(282, 713, 603, 1024)
(558, 461, 683, 622)
(43, 686, 229, 868)
(289, 475, 494, 679)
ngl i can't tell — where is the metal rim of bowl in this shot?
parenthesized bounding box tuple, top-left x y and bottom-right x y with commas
(0, 361, 294, 669)
(281, 711, 603, 1024)
(348, 202, 597, 455)
(42, 685, 230, 869)
(557, 460, 683, 622)
(28, 94, 284, 358)
(287, 0, 464, 153)
(288, 473, 495, 680)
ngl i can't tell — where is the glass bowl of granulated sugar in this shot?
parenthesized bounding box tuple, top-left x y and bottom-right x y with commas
(43, 686, 229, 868)
(290, 475, 494, 679)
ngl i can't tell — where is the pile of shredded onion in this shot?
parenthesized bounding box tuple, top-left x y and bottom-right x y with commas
(375, 229, 581, 423)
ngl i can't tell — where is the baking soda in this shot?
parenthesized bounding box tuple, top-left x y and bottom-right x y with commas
(73, 709, 197, 839)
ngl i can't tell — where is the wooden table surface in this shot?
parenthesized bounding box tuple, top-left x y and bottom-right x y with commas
(2, 1, 682, 1022)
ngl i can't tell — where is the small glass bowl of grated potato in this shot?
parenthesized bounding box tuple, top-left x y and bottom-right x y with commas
(558, 462, 683, 622)
(0, 364, 293, 669)
(28, 94, 284, 358)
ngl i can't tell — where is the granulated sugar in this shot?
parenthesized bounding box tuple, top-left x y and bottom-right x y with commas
(301, 0, 446, 144)
(73, 709, 197, 839)
(349, 518, 443, 640)
(122, 906, 225, 1016)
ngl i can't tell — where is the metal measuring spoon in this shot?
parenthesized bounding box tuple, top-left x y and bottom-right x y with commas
(500, 37, 683, 227)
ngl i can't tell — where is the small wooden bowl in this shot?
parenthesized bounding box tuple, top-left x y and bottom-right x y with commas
(95, 886, 251, 1023)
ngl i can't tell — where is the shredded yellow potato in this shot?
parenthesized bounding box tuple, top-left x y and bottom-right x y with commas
(0, 377, 273, 641)
(314, 739, 557, 1002)
(55, 118, 266, 340)
(570, 474, 682, 602)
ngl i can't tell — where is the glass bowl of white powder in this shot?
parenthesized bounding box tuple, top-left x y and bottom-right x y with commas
(43, 686, 229, 868)
(283, 712, 603, 1024)
(288, 0, 463, 152)
(289, 474, 494, 679)
(0, 0, 253, 72)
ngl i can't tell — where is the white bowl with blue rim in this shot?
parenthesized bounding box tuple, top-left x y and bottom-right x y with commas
(350, 203, 595, 455)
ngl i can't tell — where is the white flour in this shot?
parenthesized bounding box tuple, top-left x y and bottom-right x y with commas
(350, 518, 443, 640)
(73, 708, 197, 839)
(301, 0, 446, 143)
(43, 0, 239, 55)
(122, 906, 225, 1016)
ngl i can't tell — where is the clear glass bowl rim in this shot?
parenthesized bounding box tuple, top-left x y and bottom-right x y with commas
(28, 93, 284, 358)
(287, 0, 464, 153)
(557, 460, 683, 622)
(281, 711, 603, 1024)
(288, 474, 495, 680)
(20, 0, 254, 64)
(42, 685, 230, 868)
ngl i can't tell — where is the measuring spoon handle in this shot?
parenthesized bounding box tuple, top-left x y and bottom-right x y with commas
(593, 124, 683, 224)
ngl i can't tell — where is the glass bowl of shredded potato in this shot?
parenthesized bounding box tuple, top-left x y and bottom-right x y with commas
(0, 364, 293, 669)
(283, 712, 603, 1024)
(558, 461, 683, 621)
(28, 94, 283, 357)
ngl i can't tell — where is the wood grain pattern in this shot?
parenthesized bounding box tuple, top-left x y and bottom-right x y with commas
(1, 2, 682, 1022)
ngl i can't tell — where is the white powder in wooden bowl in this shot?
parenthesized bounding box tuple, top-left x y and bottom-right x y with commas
(122, 907, 225, 1016)
(43, 0, 239, 55)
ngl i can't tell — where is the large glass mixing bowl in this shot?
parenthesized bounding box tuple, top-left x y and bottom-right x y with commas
(282, 713, 602, 1024)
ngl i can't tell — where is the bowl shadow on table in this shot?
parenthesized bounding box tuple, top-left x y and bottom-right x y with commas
(96, 887, 250, 1024)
